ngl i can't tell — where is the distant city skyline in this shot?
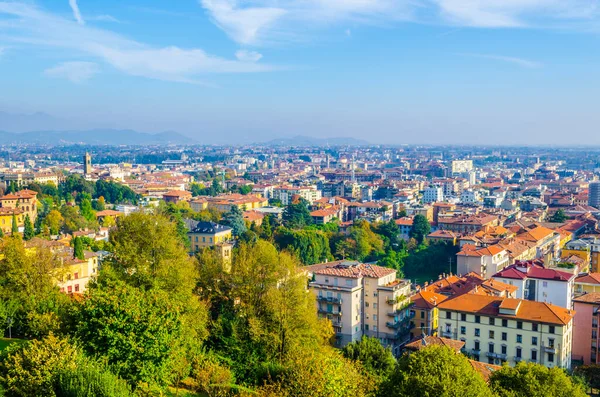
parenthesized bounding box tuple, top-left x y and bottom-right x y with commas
(1, 0, 599, 145)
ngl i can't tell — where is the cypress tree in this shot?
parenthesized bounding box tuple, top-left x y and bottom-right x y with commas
(23, 215, 34, 241)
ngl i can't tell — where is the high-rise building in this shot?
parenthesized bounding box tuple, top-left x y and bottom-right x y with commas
(307, 260, 412, 356)
(83, 152, 92, 176)
(589, 182, 600, 209)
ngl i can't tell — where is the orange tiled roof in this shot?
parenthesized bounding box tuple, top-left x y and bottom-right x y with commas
(575, 273, 600, 285)
(307, 260, 396, 279)
(437, 294, 574, 325)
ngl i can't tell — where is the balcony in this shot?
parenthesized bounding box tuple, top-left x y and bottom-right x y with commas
(514, 356, 524, 362)
(471, 349, 481, 356)
(544, 346, 556, 354)
(318, 309, 342, 317)
(486, 352, 507, 360)
(387, 321, 403, 330)
(317, 296, 343, 304)
(441, 330, 453, 338)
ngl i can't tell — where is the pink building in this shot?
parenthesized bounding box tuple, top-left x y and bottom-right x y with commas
(572, 293, 600, 365)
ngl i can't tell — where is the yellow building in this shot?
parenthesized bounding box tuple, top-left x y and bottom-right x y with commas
(205, 194, 268, 212)
(188, 221, 233, 252)
(0, 189, 38, 224)
(0, 208, 24, 235)
(575, 273, 600, 294)
(410, 290, 447, 338)
(58, 251, 99, 294)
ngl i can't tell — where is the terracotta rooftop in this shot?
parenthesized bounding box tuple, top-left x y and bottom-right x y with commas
(573, 292, 600, 304)
(307, 260, 396, 279)
(437, 294, 574, 325)
(576, 273, 600, 285)
(404, 336, 464, 352)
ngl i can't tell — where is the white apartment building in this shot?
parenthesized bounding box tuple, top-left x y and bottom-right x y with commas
(460, 189, 481, 205)
(273, 186, 322, 205)
(423, 186, 444, 204)
(308, 261, 412, 356)
(452, 160, 474, 175)
(438, 294, 574, 369)
(492, 261, 576, 309)
(457, 245, 510, 279)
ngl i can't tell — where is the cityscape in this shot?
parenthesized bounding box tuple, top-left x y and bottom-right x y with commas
(2, 0, 600, 396)
(0, 144, 599, 395)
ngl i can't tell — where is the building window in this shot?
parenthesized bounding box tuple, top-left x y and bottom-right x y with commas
(475, 315, 480, 323)
(365, 325, 369, 331)
(502, 332, 507, 341)
(543, 281, 548, 287)
(373, 303, 377, 309)
(373, 315, 378, 321)
(67, 286, 72, 293)
(548, 338, 555, 348)
(421, 322, 425, 328)
(516, 347, 522, 358)
(474, 341, 480, 351)
(74, 272, 79, 280)
(461, 313, 466, 321)
(517, 334, 522, 343)
(549, 325, 555, 334)
(460, 326, 466, 335)
(532, 323, 538, 332)
(421, 311, 425, 319)
(531, 350, 537, 361)
(475, 328, 480, 337)
(446, 312, 451, 319)
(532, 336, 538, 346)
(74, 284, 79, 292)
(489, 318, 495, 326)
(548, 353, 554, 363)
(489, 330, 495, 339)
(488, 343, 494, 353)
(501, 345, 507, 355)
(202, 237, 206, 242)
(517, 321, 523, 329)
(502, 319, 508, 327)
(373, 326, 378, 332)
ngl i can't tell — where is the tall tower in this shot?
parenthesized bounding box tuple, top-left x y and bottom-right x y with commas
(83, 152, 92, 175)
(590, 182, 600, 209)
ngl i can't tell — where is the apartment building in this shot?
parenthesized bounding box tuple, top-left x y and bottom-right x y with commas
(572, 293, 600, 365)
(423, 186, 444, 204)
(307, 260, 412, 356)
(492, 261, 575, 309)
(457, 244, 510, 279)
(438, 294, 574, 369)
(272, 186, 322, 205)
(0, 189, 38, 223)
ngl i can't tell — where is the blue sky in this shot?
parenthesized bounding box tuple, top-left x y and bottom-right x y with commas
(0, 0, 599, 145)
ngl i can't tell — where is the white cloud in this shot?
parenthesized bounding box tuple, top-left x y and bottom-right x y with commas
(199, 0, 600, 45)
(235, 49, 263, 62)
(463, 53, 542, 69)
(44, 61, 99, 83)
(200, 0, 410, 45)
(90, 14, 120, 23)
(68, 0, 84, 25)
(0, 2, 278, 84)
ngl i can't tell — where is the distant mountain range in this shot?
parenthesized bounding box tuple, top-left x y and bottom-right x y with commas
(263, 135, 369, 147)
(0, 129, 196, 145)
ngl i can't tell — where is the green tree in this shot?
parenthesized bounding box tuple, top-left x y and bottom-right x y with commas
(409, 214, 430, 244)
(274, 227, 332, 265)
(44, 210, 63, 235)
(282, 199, 313, 229)
(0, 228, 4, 238)
(23, 215, 34, 241)
(73, 237, 84, 260)
(11, 214, 18, 234)
(80, 196, 95, 222)
(0, 333, 80, 397)
(378, 345, 492, 397)
(54, 362, 134, 397)
(550, 209, 567, 223)
(75, 279, 207, 390)
(490, 362, 587, 397)
(342, 336, 396, 378)
(222, 205, 247, 237)
(107, 212, 198, 296)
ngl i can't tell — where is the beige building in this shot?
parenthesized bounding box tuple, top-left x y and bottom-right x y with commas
(438, 294, 574, 369)
(307, 260, 412, 356)
(188, 221, 232, 252)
